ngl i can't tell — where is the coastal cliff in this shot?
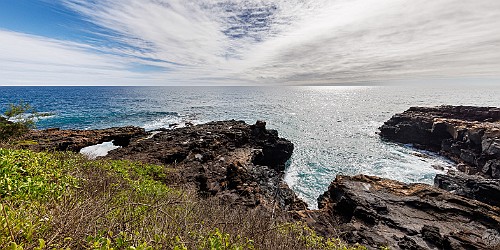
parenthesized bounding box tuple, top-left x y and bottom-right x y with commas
(24, 126, 146, 151)
(105, 120, 307, 211)
(21, 120, 306, 212)
(293, 106, 500, 249)
(379, 106, 500, 178)
(308, 175, 500, 249)
(12, 106, 500, 249)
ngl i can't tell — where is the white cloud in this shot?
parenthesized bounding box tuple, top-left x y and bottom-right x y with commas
(2, 0, 500, 85)
(0, 30, 171, 85)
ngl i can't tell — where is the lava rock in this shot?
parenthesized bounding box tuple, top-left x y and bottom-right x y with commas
(22, 126, 146, 151)
(379, 106, 500, 179)
(313, 175, 499, 249)
(105, 120, 305, 212)
(434, 171, 500, 207)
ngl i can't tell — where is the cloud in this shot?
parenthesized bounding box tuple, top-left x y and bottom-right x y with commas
(2, 0, 500, 85)
(0, 30, 128, 85)
(231, 0, 500, 84)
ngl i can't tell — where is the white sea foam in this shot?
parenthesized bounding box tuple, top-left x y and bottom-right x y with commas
(36, 112, 56, 120)
(142, 114, 203, 131)
(80, 141, 120, 159)
(5, 112, 56, 122)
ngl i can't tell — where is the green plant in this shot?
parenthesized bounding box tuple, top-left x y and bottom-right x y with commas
(278, 222, 367, 250)
(0, 149, 81, 248)
(200, 228, 254, 250)
(0, 149, 78, 201)
(0, 101, 40, 141)
(0, 148, 368, 250)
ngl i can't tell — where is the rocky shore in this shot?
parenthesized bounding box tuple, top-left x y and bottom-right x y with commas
(379, 106, 500, 178)
(105, 120, 307, 211)
(22, 120, 307, 212)
(23, 126, 146, 151)
(19, 106, 500, 249)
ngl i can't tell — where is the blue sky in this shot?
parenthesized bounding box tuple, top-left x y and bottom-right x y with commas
(0, 1, 133, 49)
(1, 0, 499, 85)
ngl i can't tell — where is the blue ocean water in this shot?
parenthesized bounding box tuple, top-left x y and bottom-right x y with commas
(1, 86, 499, 207)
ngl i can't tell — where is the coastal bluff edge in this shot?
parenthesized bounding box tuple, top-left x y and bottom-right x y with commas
(16, 106, 500, 249)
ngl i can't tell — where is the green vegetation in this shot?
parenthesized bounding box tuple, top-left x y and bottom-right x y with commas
(0, 148, 371, 249)
(278, 223, 367, 250)
(0, 149, 78, 201)
(0, 101, 43, 141)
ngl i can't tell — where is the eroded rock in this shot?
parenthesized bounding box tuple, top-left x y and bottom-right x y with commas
(434, 171, 500, 207)
(311, 175, 500, 249)
(21, 126, 146, 151)
(379, 106, 500, 178)
(106, 120, 306, 212)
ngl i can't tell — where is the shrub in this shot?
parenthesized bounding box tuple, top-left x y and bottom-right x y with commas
(0, 101, 38, 141)
(0, 148, 366, 249)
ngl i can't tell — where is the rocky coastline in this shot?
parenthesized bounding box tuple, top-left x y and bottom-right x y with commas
(19, 106, 500, 249)
(22, 120, 307, 212)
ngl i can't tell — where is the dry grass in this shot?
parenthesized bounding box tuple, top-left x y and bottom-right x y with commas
(0, 148, 366, 250)
(42, 163, 308, 249)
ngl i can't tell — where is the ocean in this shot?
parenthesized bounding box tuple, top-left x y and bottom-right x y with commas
(1, 85, 499, 208)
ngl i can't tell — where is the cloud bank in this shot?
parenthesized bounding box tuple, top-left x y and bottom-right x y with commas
(2, 0, 500, 85)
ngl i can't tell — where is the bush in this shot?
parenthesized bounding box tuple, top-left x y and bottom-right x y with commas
(0, 101, 38, 141)
(0, 148, 367, 249)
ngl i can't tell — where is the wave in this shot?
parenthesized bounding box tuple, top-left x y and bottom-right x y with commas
(80, 141, 121, 159)
(4, 111, 56, 123)
(142, 113, 203, 131)
(36, 112, 57, 120)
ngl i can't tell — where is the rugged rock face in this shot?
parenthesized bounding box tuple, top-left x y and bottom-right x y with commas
(434, 171, 500, 207)
(365, 106, 500, 249)
(106, 120, 307, 211)
(379, 106, 500, 178)
(16, 120, 304, 212)
(312, 175, 500, 250)
(21, 126, 146, 151)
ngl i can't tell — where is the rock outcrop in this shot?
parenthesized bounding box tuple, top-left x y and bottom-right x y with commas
(106, 120, 307, 212)
(16, 120, 305, 212)
(434, 171, 500, 207)
(359, 106, 500, 249)
(21, 126, 146, 151)
(379, 106, 500, 179)
(309, 175, 500, 250)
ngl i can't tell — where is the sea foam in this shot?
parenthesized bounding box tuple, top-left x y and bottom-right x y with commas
(80, 141, 120, 159)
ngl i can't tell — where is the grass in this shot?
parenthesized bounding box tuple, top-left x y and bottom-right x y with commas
(0, 148, 368, 250)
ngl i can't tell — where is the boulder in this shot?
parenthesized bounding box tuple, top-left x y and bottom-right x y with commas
(483, 159, 500, 178)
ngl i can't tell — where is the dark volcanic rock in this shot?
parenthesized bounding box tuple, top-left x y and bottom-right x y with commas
(22, 126, 146, 151)
(434, 171, 500, 207)
(310, 175, 500, 250)
(379, 106, 500, 179)
(106, 120, 306, 212)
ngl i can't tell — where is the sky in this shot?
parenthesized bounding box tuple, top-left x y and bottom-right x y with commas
(0, 0, 499, 86)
